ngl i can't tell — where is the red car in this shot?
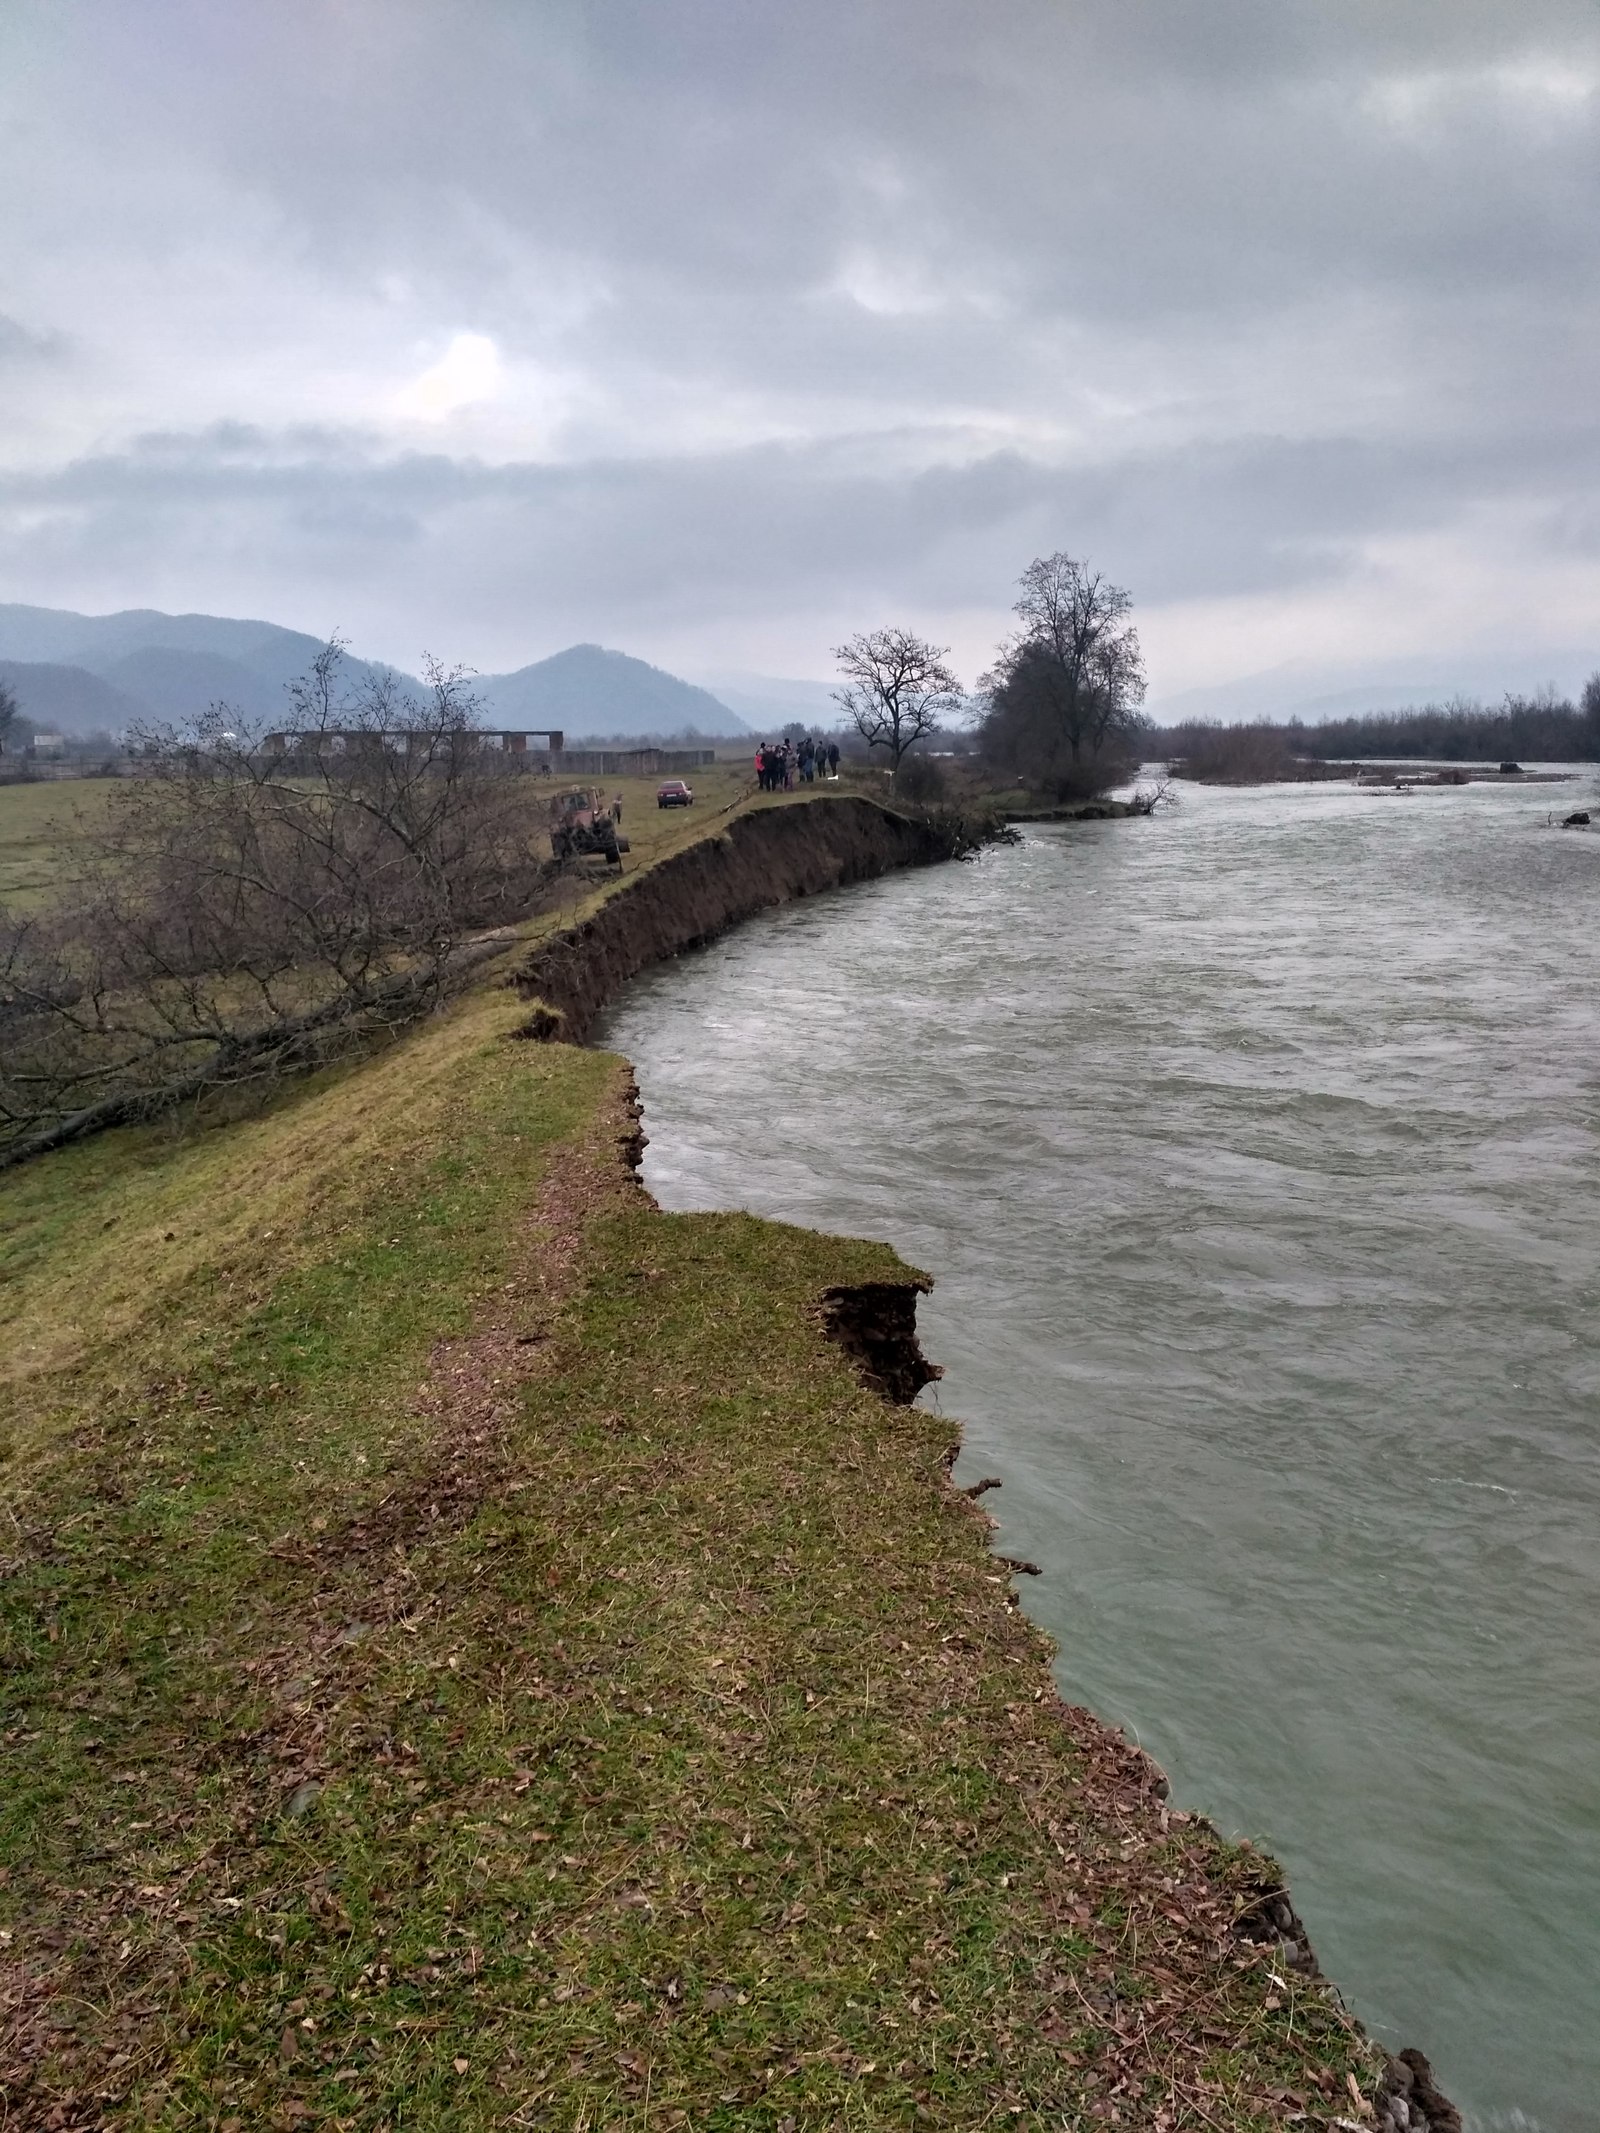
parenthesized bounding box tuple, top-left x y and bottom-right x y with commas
(657, 778, 694, 808)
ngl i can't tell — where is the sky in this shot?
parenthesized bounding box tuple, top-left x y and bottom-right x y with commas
(1, 0, 1598, 708)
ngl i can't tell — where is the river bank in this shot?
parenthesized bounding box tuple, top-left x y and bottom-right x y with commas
(512, 792, 969, 1042)
(603, 781, 1600, 2126)
(1002, 797, 1156, 822)
(1, 791, 1447, 2127)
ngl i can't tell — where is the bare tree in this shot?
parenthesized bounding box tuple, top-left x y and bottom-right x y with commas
(0, 641, 554, 1165)
(831, 628, 962, 779)
(978, 554, 1147, 798)
(0, 678, 19, 756)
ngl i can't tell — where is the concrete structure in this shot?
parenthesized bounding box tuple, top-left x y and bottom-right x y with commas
(264, 727, 565, 758)
(260, 731, 714, 779)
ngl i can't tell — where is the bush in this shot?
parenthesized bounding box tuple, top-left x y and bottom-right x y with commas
(1164, 722, 1300, 783)
(893, 751, 950, 802)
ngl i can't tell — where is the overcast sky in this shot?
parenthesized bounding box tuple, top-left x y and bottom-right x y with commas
(2, 0, 1597, 701)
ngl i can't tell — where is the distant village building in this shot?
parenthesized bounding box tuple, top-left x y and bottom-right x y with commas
(259, 727, 716, 778)
(27, 732, 67, 758)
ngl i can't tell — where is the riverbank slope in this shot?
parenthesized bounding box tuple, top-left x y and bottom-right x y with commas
(1, 793, 1425, 2128)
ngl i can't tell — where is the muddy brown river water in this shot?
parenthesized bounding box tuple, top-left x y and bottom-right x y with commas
(597, 773, 1600, 2130)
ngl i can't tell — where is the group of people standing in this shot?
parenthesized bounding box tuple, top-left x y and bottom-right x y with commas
(755, 736, 841, 790)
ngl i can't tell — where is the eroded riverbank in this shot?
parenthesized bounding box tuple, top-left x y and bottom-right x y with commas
(598, 774, 1600, 2130)
(0, 788, 1462, 2127)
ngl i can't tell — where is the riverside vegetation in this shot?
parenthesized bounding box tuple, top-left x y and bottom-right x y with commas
(1163, 679, 1600, 783)
(0, 667, 1433, 2128)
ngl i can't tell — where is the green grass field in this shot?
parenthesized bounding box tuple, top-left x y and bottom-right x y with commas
(0, 777, 120, 907)
(0, 767, 754, 918)
(0, 788, 1380, 2128)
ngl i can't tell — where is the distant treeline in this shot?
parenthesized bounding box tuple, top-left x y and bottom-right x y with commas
(1162, 679, 1600, 781)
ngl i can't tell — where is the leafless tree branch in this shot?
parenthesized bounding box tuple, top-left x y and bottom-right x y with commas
(0, 640, 555, 1163)
(831, 627, 963, 778)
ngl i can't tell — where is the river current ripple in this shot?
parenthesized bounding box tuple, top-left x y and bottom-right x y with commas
(596, 776, 1600, 2130)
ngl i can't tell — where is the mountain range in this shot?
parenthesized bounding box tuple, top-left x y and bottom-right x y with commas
(0, 604, 753, 740)
(7, 601, 1595, 746)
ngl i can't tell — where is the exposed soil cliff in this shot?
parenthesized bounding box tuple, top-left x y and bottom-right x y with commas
(513, 795, 947, 1040)
(819, 1277, 944, 1406)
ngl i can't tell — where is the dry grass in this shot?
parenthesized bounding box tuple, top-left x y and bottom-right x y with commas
(0, 987, 564, 1416)
(0, 778, 120, 908)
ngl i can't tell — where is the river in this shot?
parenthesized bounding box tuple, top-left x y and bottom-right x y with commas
(595, 773, 1600, 2130)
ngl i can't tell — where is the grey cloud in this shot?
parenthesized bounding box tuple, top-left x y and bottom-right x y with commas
(39, 3, 1600, 325)
(0, 312, 68, 364)
(5, 412, 1597, 659)
(2, 0, 1598, 685)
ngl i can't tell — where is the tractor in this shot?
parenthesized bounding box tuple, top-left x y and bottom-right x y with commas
(548, 786, 628, 869)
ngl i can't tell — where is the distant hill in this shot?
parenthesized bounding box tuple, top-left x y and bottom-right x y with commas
(0, 603, 415, 734)
(93, 647, 316, 727)
(0, 606, 749, 741)
(0, 601, 342, 680)
(477, 644, 747, 738)
(696, 671, 838, 733)
(0, 660, 146, 737)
